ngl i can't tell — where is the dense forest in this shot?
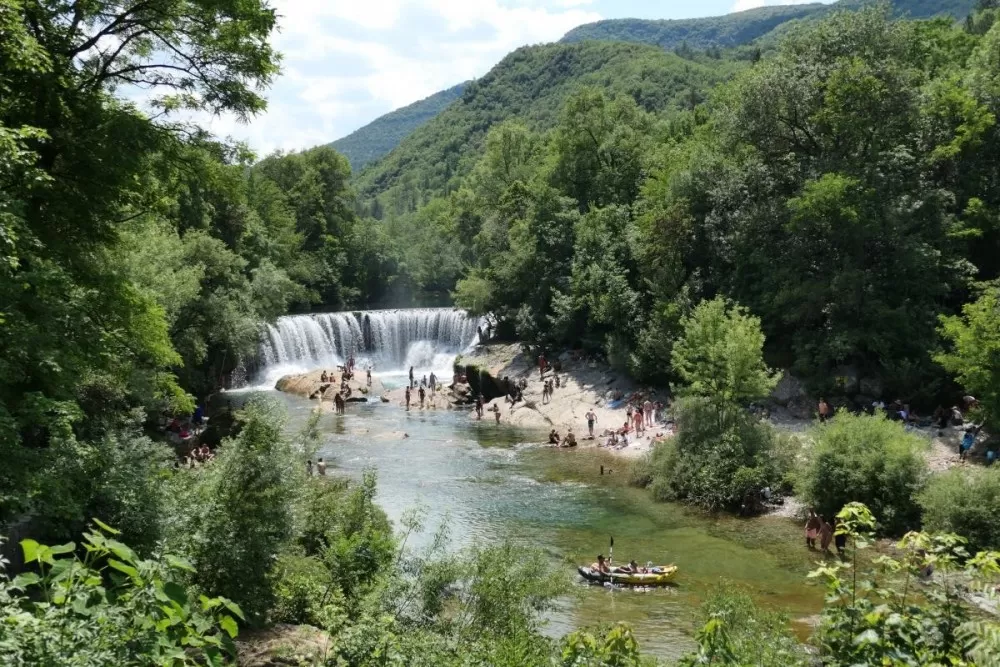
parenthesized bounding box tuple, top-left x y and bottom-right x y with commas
(330, 82, 468, 173)
(561, 0, 977, 50)
(3, 0, 1000, 664)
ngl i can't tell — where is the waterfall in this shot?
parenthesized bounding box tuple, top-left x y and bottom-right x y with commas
(250, 308, 482, 388)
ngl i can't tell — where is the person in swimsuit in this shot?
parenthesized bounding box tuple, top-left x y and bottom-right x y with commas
(805, 509, 821, 549)
(585, 410, 597, 438)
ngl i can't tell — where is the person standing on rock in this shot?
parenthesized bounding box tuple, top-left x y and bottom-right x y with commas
(405, 386, 411, 411)
(542, 381, 550, 404)
(643, 399, 653, 427)
(585, 409, 597, 439)
(409, 366, 415, 388)
(492, 404, 501, 424)
(475, 394, 484, 419)
(538, 354, 546, 379)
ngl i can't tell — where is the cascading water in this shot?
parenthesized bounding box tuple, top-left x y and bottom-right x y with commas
(249, 308, 482, 388)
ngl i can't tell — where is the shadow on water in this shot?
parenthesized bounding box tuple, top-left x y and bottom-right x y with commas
(229, 389, 823, 660)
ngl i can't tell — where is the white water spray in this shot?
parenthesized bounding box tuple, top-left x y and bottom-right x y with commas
(250, 308, 482, 388)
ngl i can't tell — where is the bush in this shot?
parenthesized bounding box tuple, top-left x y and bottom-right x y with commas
(647, 398, 797, 513)
(0, 523, 242, 666)
(164, 396, 300, 624)
(918, 467, 1000, 552)
(679, 585, 807, 667)
(796, 412, 928, 535)
(270, 552, 347, 630)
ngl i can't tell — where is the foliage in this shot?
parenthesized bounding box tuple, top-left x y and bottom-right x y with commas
(561, 1, 978, 52)
(164, 397, 299, 625)
(918, 466, 1000, 552)
(557, 623, 648, 667)
(936, 286, 1000, 430)
(646, 399, 797, 513)
(0, 523, 243, 666)
(678, 584, 807, 666)
(671, 297, 778, 403)
(332, 83, 468, 173)
(810, 502, 1000, 665)
(797, 413, 929, 535)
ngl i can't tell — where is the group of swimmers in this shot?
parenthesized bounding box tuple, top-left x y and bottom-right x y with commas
(305, 458, 327, 476)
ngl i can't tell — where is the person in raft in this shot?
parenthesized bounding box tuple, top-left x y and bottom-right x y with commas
(805, 509, 821, 549)
(585, 409, 597, 438)
(619, 559, 643, 574)
(548, 429, 560, 445)
(591, 554, 611, 574)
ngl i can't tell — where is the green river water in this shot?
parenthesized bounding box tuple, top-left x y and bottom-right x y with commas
(255, 389, 824, 660)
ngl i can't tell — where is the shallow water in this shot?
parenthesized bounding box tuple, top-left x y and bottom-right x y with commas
(234, 390, 824, 659)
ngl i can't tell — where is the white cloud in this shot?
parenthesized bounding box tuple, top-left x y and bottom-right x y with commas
(191, 0, 602, 156)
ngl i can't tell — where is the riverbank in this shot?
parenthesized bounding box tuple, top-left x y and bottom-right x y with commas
(454, 343, 669, 458)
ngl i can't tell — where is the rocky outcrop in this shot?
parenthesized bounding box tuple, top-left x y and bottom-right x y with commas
(275, 368, 385, 402)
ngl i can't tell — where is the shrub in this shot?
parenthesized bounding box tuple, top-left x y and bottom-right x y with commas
(796, 412, 928, 535)
(647, 398, 797, 513)
(270, 552, 347, 630)
(0, 523, 242, 666)
(679, 584, 807, 667)
(918, 467, 1000, 552)
(164, 396, 300, 624)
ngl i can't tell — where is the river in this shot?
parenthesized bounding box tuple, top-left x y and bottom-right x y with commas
(239, 308, 823, 659)
(249, 388, 823, 660)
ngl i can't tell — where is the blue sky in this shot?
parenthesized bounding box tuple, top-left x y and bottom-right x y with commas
(196, 0, 834, 156)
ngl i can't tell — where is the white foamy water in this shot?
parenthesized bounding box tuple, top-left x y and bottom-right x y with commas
(249, 308, 482, 388)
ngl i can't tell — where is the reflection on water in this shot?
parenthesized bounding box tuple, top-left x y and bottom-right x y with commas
(232, 390, 823, 660)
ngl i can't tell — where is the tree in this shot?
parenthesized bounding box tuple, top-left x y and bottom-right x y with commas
(671, 297, 778, 403)
(797, 413, 928, 535)
(919, 466, 1000, 553)
(936, 287, 1000, 430)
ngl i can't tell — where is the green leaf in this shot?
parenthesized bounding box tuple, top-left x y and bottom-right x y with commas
(165, 554, 196, 573)
(91, 518, 120, 535)
(48, 542, 75, 556)
(107, 558, 139, 580)
(220, 614, 239, 639)
(21, 539, 40, 563)
(11, 572, 41, 589)
(163, 581, 188, 607)
(220, 598, 245, 621)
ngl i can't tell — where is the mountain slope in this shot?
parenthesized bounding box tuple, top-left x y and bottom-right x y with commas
(561, 4, 826, 50)
(331, 82, 467, 173)
(354, 41, 742, 210)
(560, 0, 978, 51)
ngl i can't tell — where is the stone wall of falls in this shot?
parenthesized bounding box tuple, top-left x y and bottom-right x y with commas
(254, 308, 481, 383)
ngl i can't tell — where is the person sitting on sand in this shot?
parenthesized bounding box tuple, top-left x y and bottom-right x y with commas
(548, 429, 560, 445)
(604, 432, 618, 448)
(562, 429, 577, 448)
(320, 370, 328, 383)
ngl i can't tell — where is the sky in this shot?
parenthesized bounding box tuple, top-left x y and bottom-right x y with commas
(195, 0, 835, 155)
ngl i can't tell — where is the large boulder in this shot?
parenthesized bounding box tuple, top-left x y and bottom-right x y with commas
(275, 368, 385, 401)
(770, 371, 807, 406)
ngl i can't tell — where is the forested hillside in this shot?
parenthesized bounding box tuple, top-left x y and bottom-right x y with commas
(330, 82, 467, 172)
(561, 0, 977, 50)
(354, 41, 742, 213)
